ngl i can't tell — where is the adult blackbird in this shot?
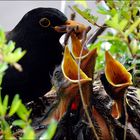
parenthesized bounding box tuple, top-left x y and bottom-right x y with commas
(2, 7, 83, 102)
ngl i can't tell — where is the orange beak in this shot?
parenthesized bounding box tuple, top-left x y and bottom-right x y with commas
(104, 51, 132, 119)
(70, 32, 97, 79)
(80, 48, 97, 79)
(71, 32, 89, 58)
(54, 20, 87, 39)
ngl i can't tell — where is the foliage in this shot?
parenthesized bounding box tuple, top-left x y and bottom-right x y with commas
(0, 94, 34, 139)
(73, 5, 98, 26)
(40, 119, 57, 140)
(72, 0, 140, 72)
(74, 0, 88, 8)
(0, 28, 26, 85)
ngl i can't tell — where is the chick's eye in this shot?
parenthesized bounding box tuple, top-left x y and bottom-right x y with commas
(39, 18, 50, 27)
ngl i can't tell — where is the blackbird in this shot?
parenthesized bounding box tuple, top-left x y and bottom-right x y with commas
(1, 7, 82, 102)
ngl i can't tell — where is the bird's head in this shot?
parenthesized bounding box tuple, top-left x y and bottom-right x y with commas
(12, 7, 86, 40)
(12, 8, 66, 39)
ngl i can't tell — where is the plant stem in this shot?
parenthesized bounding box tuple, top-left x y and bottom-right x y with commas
(87, 23, 106, 44)
(123, 93, 128, 140)
(77, 28, 99, 140)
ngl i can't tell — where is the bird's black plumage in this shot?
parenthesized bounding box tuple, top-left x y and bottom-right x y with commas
(2, 7, 68, 102)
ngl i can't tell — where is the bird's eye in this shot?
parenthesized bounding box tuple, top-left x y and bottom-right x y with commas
(54, 70, 61, 80)
(39, 18, 50, 28)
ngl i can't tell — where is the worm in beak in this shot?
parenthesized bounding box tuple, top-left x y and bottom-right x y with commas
(54, 20, 87, 39)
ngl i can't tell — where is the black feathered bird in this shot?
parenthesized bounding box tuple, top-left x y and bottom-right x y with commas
(2, 7, 78, 102)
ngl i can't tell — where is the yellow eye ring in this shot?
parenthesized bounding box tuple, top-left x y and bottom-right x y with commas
(39, 18, 51, 28)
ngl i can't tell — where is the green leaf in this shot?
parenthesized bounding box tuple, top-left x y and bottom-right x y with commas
(8, 94, 21, 117)
(107, 0, 115, 9)
(73, 6, 98, 25)
(119, 19, 128, 31)
(1, 119, 15, 139)
(132, 7, 139, 17)
(74, 0, 88, 8)
(110, 8, 117, 16)
(1, 119, 10, 131)
(125, 18, 140, 37)
(0, 63, 8, 74)
(121, 9, 131, 20)
(0, 94, 9, 116)
(0, 93, 4, 116)
(0, 74, 3, 86)
(2, 95, 9, 115)
(106, 13, 128, 31)
(106, 13, 119, 28)
(0, 28, 6, 46)
(0, 63, 8, 85)
(3, 48, 26, 64)
(21, 126, 35, 140)
(97, 4, 110, 15)
(40, 119, 57, 140)
(109, 42, 129, 59)
(16, 103, 31, 121)
(12, 120, 26, 128)
(3, 41, 15, 54)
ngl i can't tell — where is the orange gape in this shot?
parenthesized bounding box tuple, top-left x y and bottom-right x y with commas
(105, 51, 132, 89)
(71, 32, 88, 58)
(105, 51, 132, 119)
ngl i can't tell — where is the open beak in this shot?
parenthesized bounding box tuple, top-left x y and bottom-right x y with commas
(70, 32, 97, 79)
(71, 32, 89, 58)
(80, 48, 97, 80)
(54, 20, 87, 38)
(105, 51, 132, 90)
(52, 46, 92, 120)
(62, 46, 92, 87)
(105, 51, 132, 119)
